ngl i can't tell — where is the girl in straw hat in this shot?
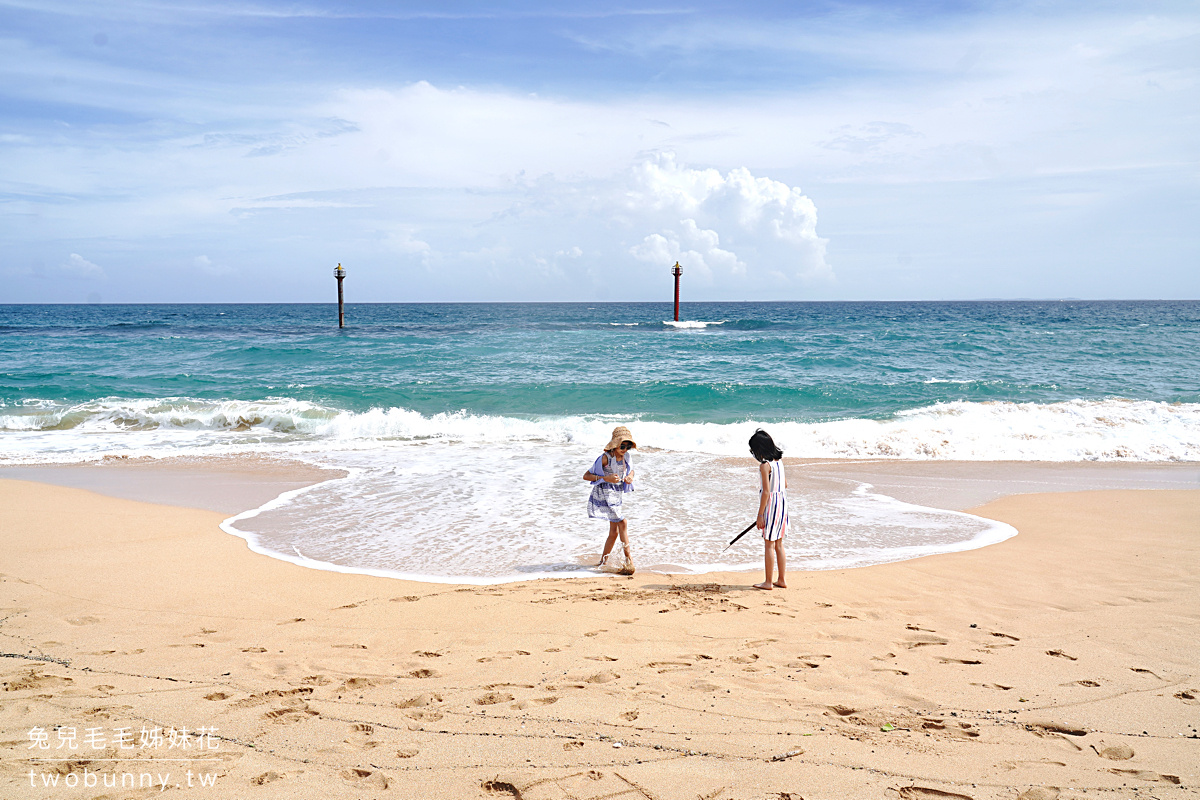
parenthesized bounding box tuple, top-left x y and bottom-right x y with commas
(583, 425, 637, 574)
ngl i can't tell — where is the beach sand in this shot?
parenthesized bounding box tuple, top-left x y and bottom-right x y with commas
(1, 464, 1197, 799)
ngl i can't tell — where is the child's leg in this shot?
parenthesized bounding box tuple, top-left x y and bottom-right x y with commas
(773, 538, 786, 588)
(754, 538, 775, 589)
(616, 519, 635, 575)
(601, 522, 620, 562)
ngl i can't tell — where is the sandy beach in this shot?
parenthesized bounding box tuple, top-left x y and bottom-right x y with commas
(1, 464, 1197, 799)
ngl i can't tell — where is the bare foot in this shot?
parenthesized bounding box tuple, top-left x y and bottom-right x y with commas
(773, 581, 787, 588)
(753, 582, 773, 590)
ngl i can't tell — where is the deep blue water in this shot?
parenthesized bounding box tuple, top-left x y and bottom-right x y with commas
(3, 300, 1198, 426)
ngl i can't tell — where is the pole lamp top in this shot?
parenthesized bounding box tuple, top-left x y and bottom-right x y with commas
(671, 261, 682, 276)
(334, 263, 346, 279)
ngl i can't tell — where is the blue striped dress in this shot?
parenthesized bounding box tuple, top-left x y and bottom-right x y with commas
(587, 451, 632, 522)
(761, 460, 788, 541)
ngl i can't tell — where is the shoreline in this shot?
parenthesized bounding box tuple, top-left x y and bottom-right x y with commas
(3, 457, 1195, 586)
(1, 474, 1195, 798)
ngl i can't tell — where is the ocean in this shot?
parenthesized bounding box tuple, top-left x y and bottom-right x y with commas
(2, 301, 1198, 582)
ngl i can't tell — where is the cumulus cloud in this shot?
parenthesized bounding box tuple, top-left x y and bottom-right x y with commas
(463, 152, 830, 297)
(60, 253, 106, 280)
(622, 154, 829, 286)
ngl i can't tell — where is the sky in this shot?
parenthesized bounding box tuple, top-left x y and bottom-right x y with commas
(1, 0, 1197, 303)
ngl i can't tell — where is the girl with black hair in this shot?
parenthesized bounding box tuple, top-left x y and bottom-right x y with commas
(748, 428, 789, 590)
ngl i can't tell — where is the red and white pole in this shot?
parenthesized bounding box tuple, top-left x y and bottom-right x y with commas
(672, 261, 682, 321)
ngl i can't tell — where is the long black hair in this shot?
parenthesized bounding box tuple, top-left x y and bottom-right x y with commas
(748, 428, 783, 462)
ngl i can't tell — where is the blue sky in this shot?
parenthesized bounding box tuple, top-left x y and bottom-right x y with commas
(1, 1, 1197, 302)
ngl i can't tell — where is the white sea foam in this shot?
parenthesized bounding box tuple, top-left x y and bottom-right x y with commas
(223, 446, 1017, 583)
(2, 397, 1199, 463)
(663, 319, 726, 329)
(5, 396, 1194, 582)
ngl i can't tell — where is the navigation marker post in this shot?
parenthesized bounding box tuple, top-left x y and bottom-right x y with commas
(671, 261, 683, 321)
(334, 263, 346, 328)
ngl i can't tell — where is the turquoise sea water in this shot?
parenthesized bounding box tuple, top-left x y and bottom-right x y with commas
(3, 301, 1198, 581)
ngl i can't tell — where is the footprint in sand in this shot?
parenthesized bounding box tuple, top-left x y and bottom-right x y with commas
(332, 643, 367, 649)
(1016, 789, 1059, 800)
(264, 702, 318, 722)
(1109, 769, 1180, 784)
(920, 720, 979, 739)
(1003, 760, 1066, 770)
(620, 710, 639, 721)
(397, 748, 419, 758)
(585, 655, 618, 662)
(585, 671, 619, 684)
(906, 624, 935, 632)
(1045, 649, 1076, 660)
(340, 677, 392, 692)
(405, 708, 443, 721)
(512, 697, 558, 709)
(251, 771, 284, 785)
(990, 631, 1020, 641)
(391, 596, 421, 602)
(414, 651, 443, 658)
(898, 786, 974, 799)
(970, 683, 1012, 690)
(2, 671, 73, 692)
(475, 691, 514, 705)
(583, 630, 607, 637)
(277, 618, 305, 625)
(873, 668, 910, 676)
(204, 692, 231, 701)
(1094, 745, 1134, 760)
(341, 768, 389, 790)
(730, 653, 759, 664)
(563, 740, 584, 750)
(1069, 680, 1100, 687)
(408, 669, 437, 679)
(396, 692, 442, 708)
(241, 647, 268, 653)
(936, 657, 982, 665)
(302, 675, 333, 685)
(906, 636, 949, 648)
(1130, 667, 1164, 679)
(1173, 689, 1197, 703)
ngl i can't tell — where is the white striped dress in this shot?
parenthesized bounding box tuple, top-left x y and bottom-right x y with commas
(760, 460, 788, 541)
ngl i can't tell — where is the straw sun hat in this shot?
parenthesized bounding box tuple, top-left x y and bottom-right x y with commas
(605, 425, 637, 452)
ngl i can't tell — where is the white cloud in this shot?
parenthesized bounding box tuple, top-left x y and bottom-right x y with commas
(60, 253, 105, 279)
(623, 154, 828, 285)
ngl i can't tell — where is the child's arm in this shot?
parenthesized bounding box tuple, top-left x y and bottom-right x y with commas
(583, 453, 619, 483)
(756, 461, 770, 529)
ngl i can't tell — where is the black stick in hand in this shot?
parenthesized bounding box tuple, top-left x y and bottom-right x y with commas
(722, 521, 758, 552)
